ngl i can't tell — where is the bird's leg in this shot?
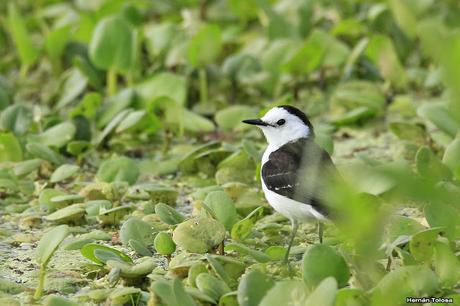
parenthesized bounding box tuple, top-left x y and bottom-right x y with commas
(317, 221, 323, 244)
(283, 220, 299, 264)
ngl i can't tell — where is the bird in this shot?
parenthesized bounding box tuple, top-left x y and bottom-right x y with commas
(242, 105, 339, 264)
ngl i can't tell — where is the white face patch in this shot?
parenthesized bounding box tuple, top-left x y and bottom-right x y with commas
(258, 107, 311, 149)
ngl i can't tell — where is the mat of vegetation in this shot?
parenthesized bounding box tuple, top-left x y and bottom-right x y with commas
(1, 0, 460, 305)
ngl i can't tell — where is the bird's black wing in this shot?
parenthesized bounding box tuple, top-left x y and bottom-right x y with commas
(261, 138, 337, 216)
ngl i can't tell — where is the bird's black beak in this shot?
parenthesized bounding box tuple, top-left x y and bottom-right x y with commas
(242, 119, 269, 126)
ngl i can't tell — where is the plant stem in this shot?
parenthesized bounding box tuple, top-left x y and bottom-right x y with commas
(107, 68, 117, 96)
(33, 266, 46, 300)
(199, 68, 208, 106)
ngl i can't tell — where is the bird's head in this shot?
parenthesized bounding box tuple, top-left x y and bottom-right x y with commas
(243, 105, 314, 148)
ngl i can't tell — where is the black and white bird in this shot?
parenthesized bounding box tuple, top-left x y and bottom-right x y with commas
(243, 105, 338, 263)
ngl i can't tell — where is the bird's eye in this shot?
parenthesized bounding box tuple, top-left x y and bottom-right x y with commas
(277, 119, 286, 126)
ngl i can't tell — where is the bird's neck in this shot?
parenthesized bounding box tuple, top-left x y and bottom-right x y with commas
(263, 128, 312, 152)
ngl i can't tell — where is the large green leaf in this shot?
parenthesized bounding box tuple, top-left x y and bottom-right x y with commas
(0, 133, 22, 162)
(36, 225, 70, 266)
(187, 24, 222, 67)
(89, 15, 136, 72)
(96, 156, 139, 185)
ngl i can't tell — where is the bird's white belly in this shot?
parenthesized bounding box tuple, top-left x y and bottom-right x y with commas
(261, 178, 325, 223)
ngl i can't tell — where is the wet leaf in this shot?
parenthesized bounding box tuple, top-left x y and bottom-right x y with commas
(80, 243, 132, 265)
(237, 271, 274, 306)
(302, 245, 350, 289)
(36, 225, 70, 266)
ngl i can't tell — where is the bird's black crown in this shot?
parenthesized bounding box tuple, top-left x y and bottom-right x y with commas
(278, 105, 314, 134)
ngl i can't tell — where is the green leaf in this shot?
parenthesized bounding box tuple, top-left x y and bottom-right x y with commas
(154, 232, 176, 255)
(409, 227, 444, 263)
(96, 156, 139, 185)
(56, 69, 88, 109)
(187, 24, 222, 67)
(204, 191, 238, 231)
(196, 273, 230, 302)
(259, 280, 307, 306)
(237, 271, 274, 306)
(335, 288, 368, 306)
(215, 105, 258, 131)
(0, 133, 22, 162)
(424, 203, 460, 240)
(155, 203, 185, 225)
(225, 243, 271, 263)
(371, 266, 439, 306)
(417, 103, 460, 137)
(0, 104, 33, 135)
(36, 225, 70, 266)
(80, 243, 132, 265)
(26, 142, 63, 165)
(50, 164, 80, 183)
(137, 72, 187, 106)
(115, 110, 146, 133)
(89, 15, 136, 72)
(443, 139, 460, 179)
(433, 241, 460, 287)
(231, 206, 264, 241)
(304, 277, 337, 306)
(7, 3, 39, 68)
(172, 217, 226, 253)
(38, 122, 76, 148)
(365, 35, 407, 88)
(120, 217, 156, 255)
(45, 25, 71, 69)
(302, 245, 350, 289)
(43, 295, 79, 306)
(388, 0, 417, 38)
(173, 278, 198, 306)
(389, 122, 427, 144)
(415, 146, 451, 181)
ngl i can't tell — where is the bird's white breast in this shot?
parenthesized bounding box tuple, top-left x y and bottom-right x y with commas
(261, 146, 326, 223)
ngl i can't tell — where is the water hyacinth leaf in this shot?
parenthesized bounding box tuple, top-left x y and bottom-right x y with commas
(415, 147, 451, 181)
(204, 191, 238, 231)
(80, 243, 133, 265)
(179, 142, 221, 174)
(264, 246, 286, 261)
(115, 110, 146, 133)
(13, 159, 42, 177)
(215, 105, 258, 131)
(154, 232, 176, 255)
(424, 203, 460, 240)
(43, 295, 79, 306)
(50, 164, 79, 183)
(225, 243, 271, 263)
(173, 278, 198, 306)
(56, 69, 88, 108)
(231, 206, 264, 241)
(205, 255, 234, 288)
(371, 266, 438, 306)
(26, 142, 64, 165)
(389, 122, 427, 144)
(433, 241, 460, 287)
(38, 121, 76, 148)
(155, 203, 185, 225)
(388, 0, 417, 38)
(0, 133, 22, 162)
(173, 217, 226, 253)
(443, 139, 460, 179)
(106, 257, 156, 279)
(0, 104, 33, 135)
(302, 245, 350, 289)
(109, 287, 141, 305)
(36, 225, 70, 266)
(120, 217, 156, 255)
(335, 288, 368, 306)
(98, 206, 133, 226)
(137, 72, 187, 105)
(97, 156, 139, 185)
(187, 24, 222, 67)
(237, 271, 274, 306)
(96, 88, 135, 128)
(45, 203, 86, 224)
(259, 280, 307, 306)
(365, 35, 407, 88)
(417, 103, 460, 137)
(89, 15, 136, 72)
(181, 108, 215, 133)
(7, 3, 39, 68)
(196, 273, 230, 302)
(409, 227, 444, 263)
(304, 277, 337, 306)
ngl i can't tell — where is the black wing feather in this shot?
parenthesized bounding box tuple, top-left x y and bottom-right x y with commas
(261, 138, 337, 216)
